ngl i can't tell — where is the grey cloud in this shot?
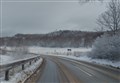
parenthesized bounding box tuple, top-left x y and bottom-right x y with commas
(1, 0, 107, 37)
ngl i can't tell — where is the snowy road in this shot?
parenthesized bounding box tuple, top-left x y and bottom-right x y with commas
(36, 56, 120, 83)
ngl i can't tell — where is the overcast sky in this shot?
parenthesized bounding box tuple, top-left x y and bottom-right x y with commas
(0, 0, 108, 37)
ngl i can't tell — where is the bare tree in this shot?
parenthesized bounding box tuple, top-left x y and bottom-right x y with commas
(97, 0, 120, 34)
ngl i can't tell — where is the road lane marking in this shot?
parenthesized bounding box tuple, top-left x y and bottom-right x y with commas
(70, 60, 120, 80)
(58, 57, 120, 80)
(75, 66, 92, 76)
(59, 57, 93, 76)
(52, 59, 81, 83)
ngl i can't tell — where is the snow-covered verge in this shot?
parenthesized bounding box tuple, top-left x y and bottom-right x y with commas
(2, 46, 120, 69)
(28, 46, 120, 68)
(29, 46, 91, 54)
(0, 55, 13, 64)
(0, 47, 12, 51)
(55, 54, 120, 68)
(0, 54, 40, 65)
(0, 58, 43, 83)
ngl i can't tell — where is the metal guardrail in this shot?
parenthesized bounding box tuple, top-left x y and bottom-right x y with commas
(0, 55, 41, 81)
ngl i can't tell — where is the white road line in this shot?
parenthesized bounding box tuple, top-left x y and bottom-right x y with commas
(60, 57, 93, 76)
(75, 66, 92, 76)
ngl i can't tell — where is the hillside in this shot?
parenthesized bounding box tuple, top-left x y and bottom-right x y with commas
(0, 30, 103, 47)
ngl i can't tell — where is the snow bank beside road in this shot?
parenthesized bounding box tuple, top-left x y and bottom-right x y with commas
(0, 55, 13, 64)
(0, 54, 39, 65)
(29, 46, 91, 54)
(91, 58, 120, 68)
(29, 46, 120, 68)
(1, 58, 43, 83)
(57, 55, 120, 68)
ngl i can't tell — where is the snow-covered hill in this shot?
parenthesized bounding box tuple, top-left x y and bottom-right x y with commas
(0, 30, 103, 47)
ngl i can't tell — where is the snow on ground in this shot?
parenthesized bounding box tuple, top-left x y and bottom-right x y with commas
(1, 46, 119, 68)
(29, 46, 91, 54)
(55, 54, 120, 68)
(0, 47, 12, 51)
(1, 46, 91, 55)
(29, 46, 120, 68)
(91, 58, 120, 68)
(0, 46, 39, 65)
(0, 54, 39, 65)
(0, 55, 13, 64)
(0, 58, 43, 83)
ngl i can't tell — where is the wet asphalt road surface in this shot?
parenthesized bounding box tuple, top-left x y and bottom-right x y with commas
(37, 56, 120, 83)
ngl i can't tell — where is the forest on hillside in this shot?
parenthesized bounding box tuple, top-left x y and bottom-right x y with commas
(0, 30, 103, 47)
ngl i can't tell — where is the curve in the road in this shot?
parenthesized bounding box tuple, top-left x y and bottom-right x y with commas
(35, 56, 120, 83)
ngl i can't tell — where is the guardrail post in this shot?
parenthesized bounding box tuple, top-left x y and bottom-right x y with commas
(22, 64, 24, 70)
(29, 61, 31, 65)
(5, 70, 9, 81)
(34, 59, 36, 62)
